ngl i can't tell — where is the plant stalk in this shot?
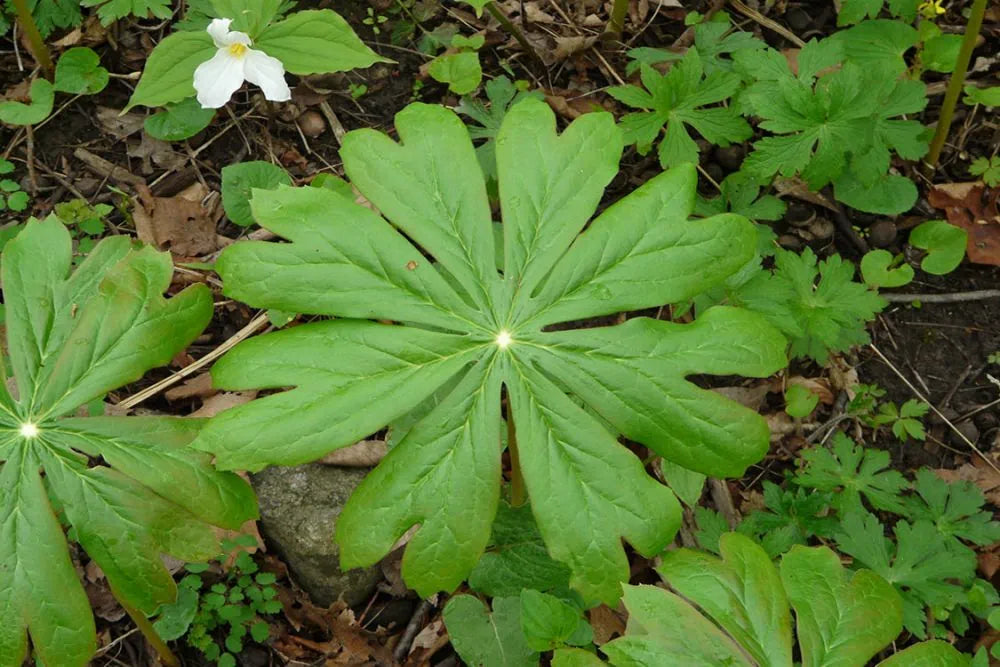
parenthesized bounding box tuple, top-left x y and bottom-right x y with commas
(485, 1, 544, 66)
(113, 587, 180, 667)
(507, 410, 526, 507)
(925, 0, 988, 171)
(9, 0, 53, 79)
(607, 0, 628, 37)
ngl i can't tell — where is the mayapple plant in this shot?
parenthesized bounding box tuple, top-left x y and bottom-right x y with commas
(194, 98, 787, 604)
(127, 0, 391, 112)
(557, 533, 971, 666)
(0, 218, 256, 667)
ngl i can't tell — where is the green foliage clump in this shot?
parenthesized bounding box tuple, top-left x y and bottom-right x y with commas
(0, 218, 255, 667)
(0, 159, 29, 213)
(154, 535, 280, 666)
(54, 198, 114, 258)
(970, 156, 1000, 186)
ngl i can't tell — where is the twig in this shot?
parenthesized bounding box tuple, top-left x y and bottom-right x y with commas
(393, 599, 433, 663)
(869, 343, 1000, 474)
(318, 100, 347, 146)
(117, 312, 270, 410)
(708, 478, 740, 529)
(73, 148, 147, 187)
(883, 289, 1000, 303)
(9, 0, 53, 78)
(486, 1, 544, 65)
(728, 0, 805, 48)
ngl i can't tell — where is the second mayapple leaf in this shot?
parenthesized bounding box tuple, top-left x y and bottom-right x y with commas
(195, 99, 787, 604)
(0, 218, 256, 667)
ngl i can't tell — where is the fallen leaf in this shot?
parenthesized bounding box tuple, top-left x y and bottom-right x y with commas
(773, 176, 839, 212)
(96, 106, 145, 140)
(191, 390, 257, 418)
(318, 439, 387, 467)
(588, 604, 626, 644)
(712, 384, 771, 411)
(132, 182, 219, 256)
(128, 133, 185, 174)
(785, 376, 835, 404)
(164, 372, 215, 401)
(934, 455, 1000, 506)
(552, 35, 598, 61)
(927, 182, 1000, 266)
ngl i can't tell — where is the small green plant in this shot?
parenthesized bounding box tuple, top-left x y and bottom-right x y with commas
(128, 0, 390, 114)
(0, 217, 256, 667)
(910, 220, 967, 275)
(871, 398, 930, 441)
(154, 535, 281, 666)
(609, 49, 751, 168)
(738, 481, 837, 557)
(969, 156, 1000, 187)
(861, 249, 915, 288)
(457, 76, 543, 187)
(194, 99, 788, 604)
(428, 33, 485, 94)
(54, 198, 114, 258)
(0, 160, 29, 213)
(727, 248, 886, 363)
(560, 534, 968, 666)
(362, 6, 388, 34)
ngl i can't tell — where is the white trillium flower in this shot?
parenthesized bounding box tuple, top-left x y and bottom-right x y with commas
(193, 18, 291, 109)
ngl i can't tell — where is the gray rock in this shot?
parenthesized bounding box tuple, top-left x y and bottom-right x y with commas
(251, 464, 382, 607)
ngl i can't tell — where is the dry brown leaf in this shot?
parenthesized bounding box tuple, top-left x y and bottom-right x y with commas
(934, 456, 1000, 507)
(128, 133, 185, 174)
(552, 35, 598, 61)
(773, 176, 839, 212)
(95, 106, 145, 140)
(164, 372, 215, 401)
(927, 182, 1000, 266)
(132, 182, 219, 256)
(712, 384, 771, 411)
(191, 390, 257, 418)
(827, 355, 860, 395)
(588, 604, 626, 644)
(318, 440, 387, 467)
(766, 411, 797, 441)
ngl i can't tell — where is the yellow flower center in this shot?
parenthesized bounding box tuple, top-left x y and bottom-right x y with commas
(228, 42, 248, 58)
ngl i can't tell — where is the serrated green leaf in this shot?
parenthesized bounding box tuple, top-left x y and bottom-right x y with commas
(196, 100, 786, 604)
(969, 156, 1000, 187)
(904, 469, 1000, 550)
(613, 51, 750, 168)
(80, 0, 171, 25)
(909, 220, 966, 275)
(0, 218, 255, 667)
(834, 171, 918, 216)
(553, 648, 605, 666)
(659, 534, 793, 666)
(221, 161, 291, 227)
(127, 31, 216, 109)
(795, 433, 909, 515)
(836, 512, 976, 637)
(443, 595, 538, 667)
(255, 10, 391, 75)
(468, 501, 571, 598)
(144, 98, 216, 142)
(0, 79, 54, 126)
(53, 48, 109, 95)
(835, 20, 919, 75)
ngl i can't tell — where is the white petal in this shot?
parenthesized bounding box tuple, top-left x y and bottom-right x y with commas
(243, 49, 291, 102)
(206, 18, 233, 48)
(193, 49, 247, 108)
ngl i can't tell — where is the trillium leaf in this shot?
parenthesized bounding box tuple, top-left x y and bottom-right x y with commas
(197, 99, 786, 604)
(255, 10, 391, 75)
(0, 218, 256, 667)
(126, 30, 215, 109)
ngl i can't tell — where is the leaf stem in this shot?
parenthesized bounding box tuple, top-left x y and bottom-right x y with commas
(9, 0, 53, 79)
(607, 0, 628, 37)
(507, 410, 526, 507)
(485, 2, 544, 66)
(924, 0, 988, 171)
(113, 587, 180, 667)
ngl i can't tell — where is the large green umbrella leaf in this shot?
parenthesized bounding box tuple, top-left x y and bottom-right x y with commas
(0, 217, 256, 667)
(196, 99, 787, 604)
